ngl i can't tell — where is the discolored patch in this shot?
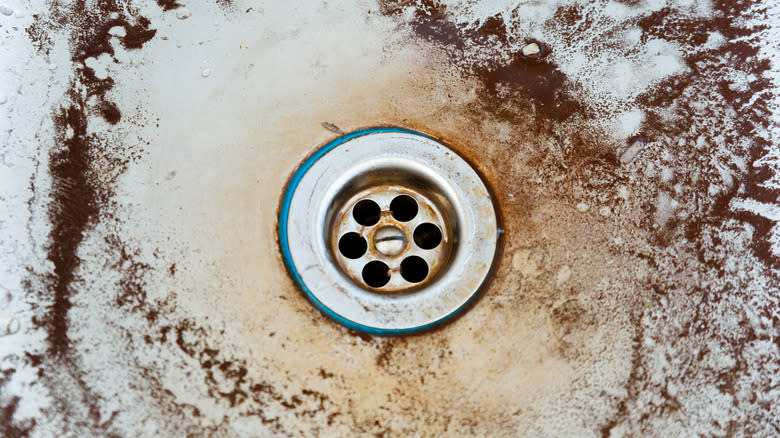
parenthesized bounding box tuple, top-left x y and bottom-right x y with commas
(4, 0, 778, 436)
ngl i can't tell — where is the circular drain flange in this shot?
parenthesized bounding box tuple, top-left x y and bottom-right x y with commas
(279, 127, 499, 334)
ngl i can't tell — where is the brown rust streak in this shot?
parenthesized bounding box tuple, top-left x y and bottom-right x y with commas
(148, 17, 647, 434)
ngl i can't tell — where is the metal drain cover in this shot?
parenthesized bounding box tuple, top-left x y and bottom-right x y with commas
(279, 127, 499, 334)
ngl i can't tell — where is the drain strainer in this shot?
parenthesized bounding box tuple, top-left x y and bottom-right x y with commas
(279, 127, 499, 334)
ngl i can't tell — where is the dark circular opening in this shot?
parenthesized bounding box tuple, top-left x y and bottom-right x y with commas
(390, 195, 418, 222)
(353, 199, 381, 226)
(400, 256, 428, 283)
(362, 261, 391, 288)
(413, 223, 442, 250)
(338, 232, 367, 259)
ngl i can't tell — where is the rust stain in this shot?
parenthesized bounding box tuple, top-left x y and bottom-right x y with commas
(329, 185, 453, 293)
(17, 0, 777, 436)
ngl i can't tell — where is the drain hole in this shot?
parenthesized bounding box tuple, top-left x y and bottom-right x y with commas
(413, 223, 442, 250)
(362, 261, 391, 288)
(390, 195, 418, 222)
(353, 199, 381, 226)
(401, 256, 428, 283)
(338, 232, 367, 259)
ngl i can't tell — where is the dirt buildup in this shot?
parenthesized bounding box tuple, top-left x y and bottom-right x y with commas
(43, 99, 99, 355)
(5, 0, 778, 436)
(26, 0, 161, 356)
(156, 0, 184, 11)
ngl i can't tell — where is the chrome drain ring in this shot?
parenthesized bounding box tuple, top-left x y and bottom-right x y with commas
(279, 127, 499, 335)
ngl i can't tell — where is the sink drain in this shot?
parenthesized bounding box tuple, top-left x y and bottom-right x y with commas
(279, 127, 499, 334)
(332, 186, 451, 292)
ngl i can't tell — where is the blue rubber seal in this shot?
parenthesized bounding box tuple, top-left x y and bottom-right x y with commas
(278, 127, 490, 335)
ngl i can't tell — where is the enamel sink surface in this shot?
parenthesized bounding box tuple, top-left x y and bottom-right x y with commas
(0, 1, 778, 436)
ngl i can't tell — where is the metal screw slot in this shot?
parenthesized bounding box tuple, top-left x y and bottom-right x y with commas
(280, 127, 499, 334)
(374, 226, 407, 257)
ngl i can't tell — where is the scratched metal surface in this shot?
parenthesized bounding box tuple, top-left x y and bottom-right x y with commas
(1, 0, 779, 437)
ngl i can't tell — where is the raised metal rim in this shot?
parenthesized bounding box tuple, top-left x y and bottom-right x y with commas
(278, 127, 499, 335)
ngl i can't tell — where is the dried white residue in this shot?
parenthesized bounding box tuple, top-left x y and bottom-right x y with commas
(0, 0, 778, 437)
(438, 0, 691, 138)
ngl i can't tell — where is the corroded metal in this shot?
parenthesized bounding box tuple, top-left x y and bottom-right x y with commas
(331, 186, 451, 292)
